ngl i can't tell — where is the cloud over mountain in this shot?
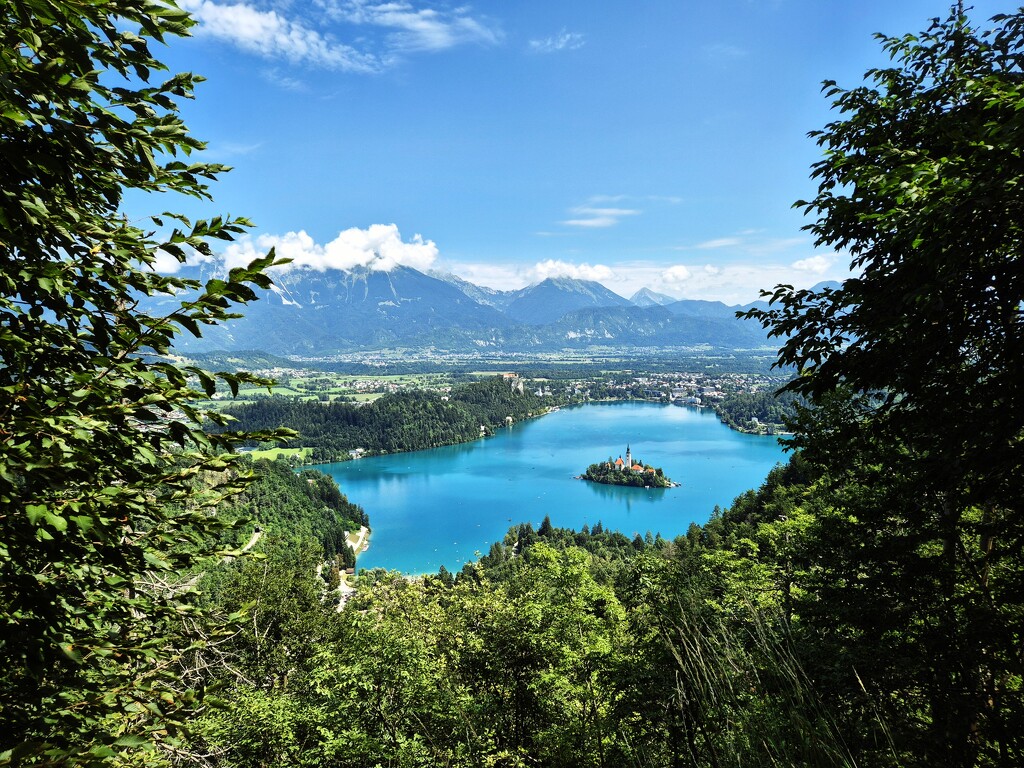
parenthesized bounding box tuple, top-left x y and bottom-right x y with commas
(222, 225, 438, 273)
(528, 259, 614, 283)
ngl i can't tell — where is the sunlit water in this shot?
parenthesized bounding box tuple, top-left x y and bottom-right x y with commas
(316, 401, 788, 575)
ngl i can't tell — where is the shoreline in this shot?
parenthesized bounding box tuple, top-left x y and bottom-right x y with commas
(294, 404, 563, 467)
(288, 397, 784, 470)
(330, 400, 786, 576)
(577, 475, 679, 489)
(348, 525, 370, 555)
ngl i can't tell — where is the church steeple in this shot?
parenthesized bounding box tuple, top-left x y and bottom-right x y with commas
(625, 444, 632, 468)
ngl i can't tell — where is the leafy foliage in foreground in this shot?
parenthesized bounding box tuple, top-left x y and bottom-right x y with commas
(741, 6, 1024, 765)
(0, 0, 286, 764)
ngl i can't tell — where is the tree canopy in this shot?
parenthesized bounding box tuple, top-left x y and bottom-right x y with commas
(744, 6, 1024, 765)
(0, 0, 284, 763)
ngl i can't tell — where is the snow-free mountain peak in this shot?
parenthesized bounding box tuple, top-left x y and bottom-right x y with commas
(630, 287, 677, 307)
(504, 277, 632, 325)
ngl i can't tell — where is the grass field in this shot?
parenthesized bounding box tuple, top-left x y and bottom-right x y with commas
(243, 447, 312, 461)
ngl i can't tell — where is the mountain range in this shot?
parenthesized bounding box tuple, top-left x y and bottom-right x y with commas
(149, 264, 813, 356)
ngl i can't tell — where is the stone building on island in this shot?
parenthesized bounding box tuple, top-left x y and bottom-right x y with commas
(609, 445, 656, 477)
(583, 444, 673, 488)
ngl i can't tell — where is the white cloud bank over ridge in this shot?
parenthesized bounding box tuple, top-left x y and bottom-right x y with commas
(222, 225, 438, 272)
(446, 254, 851, 305)
(159, 225, 847, 306)
(528, 260, 614, 283)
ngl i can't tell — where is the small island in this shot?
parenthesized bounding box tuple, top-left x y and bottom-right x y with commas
(582, 445, 677, 488)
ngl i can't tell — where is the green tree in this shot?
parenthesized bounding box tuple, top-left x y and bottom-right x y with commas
(0, 0, 284, 764)
(745, 6, 1024, 765)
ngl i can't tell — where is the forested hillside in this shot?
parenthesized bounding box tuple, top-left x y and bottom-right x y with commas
(713, 387, 803, 433)
(223, 376, 548, 462)
(167, 459, 868, 767)
(216, 459, 368, 568)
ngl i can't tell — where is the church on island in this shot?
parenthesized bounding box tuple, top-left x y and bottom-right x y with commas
(612, 445, 651, 475)
(582, 445, 676, 488)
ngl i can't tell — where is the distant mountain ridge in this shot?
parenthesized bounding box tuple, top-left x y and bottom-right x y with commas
(151, 263, 784, 355)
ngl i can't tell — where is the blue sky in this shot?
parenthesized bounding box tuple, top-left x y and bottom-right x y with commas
(144, 0, 1009, 303)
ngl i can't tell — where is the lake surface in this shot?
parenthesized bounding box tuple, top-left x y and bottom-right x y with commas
(318, 402, 788, 574)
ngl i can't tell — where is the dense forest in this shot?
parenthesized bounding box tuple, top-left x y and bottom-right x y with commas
(222, 376, 548, 462)
(4, 3, 1024, 768)
(175, 463, 849, 768)
(713, 388, 803, 433)
(216, 459, 369, 569)
(154, 453, 1015, 767)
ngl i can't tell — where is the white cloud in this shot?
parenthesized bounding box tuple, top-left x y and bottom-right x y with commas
(152, 248, 197, 274)
(439, 259, 616, 292)
(180, 0, 382, 72)
(528, 259, 614, 283)
(562, 206, 641, 228)
(206, 139, 264, 157)
(676, 234, 808, 256)
(661, 265, 692, 286)
(222, 224, 438, 272)
(262, 68, 309, 91)
(639, 257, 850, 304)
(443, 261, 524, 291)
(694, 237, 742, 250)
(180, 1, 499, 71)
(318, 0, 500, 52)
(791, 254, 833, 274)
(528, 29, 585, 54)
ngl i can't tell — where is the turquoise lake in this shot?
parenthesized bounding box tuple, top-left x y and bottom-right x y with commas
(319, 401, 789, 575)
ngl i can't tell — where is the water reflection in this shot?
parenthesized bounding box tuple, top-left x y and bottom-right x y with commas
(579, 478, 669, 506)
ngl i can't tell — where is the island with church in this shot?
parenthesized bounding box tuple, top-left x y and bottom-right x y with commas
(581, 445, 677, 488)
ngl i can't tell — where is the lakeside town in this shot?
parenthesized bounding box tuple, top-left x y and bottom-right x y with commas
(200, 358, 796, 438)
